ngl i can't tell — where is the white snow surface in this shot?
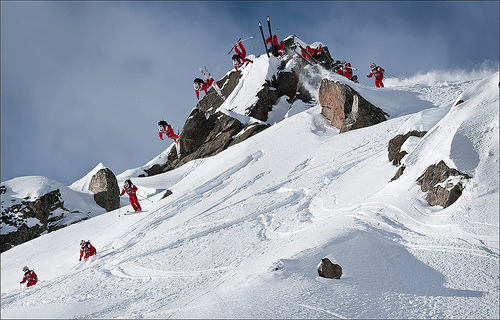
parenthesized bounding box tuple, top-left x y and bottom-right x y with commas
(1, 65, 498, 318)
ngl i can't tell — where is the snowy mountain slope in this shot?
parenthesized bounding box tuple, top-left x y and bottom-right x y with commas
(1, 66, 498, 318)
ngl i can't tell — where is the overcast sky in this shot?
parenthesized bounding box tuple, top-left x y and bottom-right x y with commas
(1, 1, 499, 185)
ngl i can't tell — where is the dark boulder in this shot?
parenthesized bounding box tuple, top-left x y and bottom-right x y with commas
(88, 168, 120, 212)
(416, 160, 471, 208)
(388, 131, 427, 166)
(317, 257, 342, 279)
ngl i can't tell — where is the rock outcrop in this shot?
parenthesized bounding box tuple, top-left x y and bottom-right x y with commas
(318, 79, 389, 133)
(144, 110, 270, 176)
(416, 160, 471, 208)
(142, 35, 337, 177)
(388, 131, 427, 166)
(88, 168, 120, 212)
(1, 189, 72, 252)
(317, 257, 342, 279)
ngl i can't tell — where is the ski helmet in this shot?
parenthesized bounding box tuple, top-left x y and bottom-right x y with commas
(80, 240, 86, 248)
(341, 60, 346, 66)
(125, 179, 132, 188)
(370, 63, 376, 68)
(194, 78, 204, 90)
(23, 266, 29, 272)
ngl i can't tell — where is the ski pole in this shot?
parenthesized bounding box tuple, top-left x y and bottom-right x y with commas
(385, 72, 403, 80)
(100, 247, 114, 253)
(137, 194, 153, 203)
(252, 39, 255, 62)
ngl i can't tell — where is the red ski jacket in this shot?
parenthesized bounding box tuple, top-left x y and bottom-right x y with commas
(367, 66, 385, 79)
(233, 43, 253, 70)
(266, 35, 284, 55)
(194, 78, 214, 100)
(337, 64, 353, 79)
(301, 45, 322, 59)
(121, 184, 138, 197)
(159, 124, 179, 140)
(21, 270, 38, 287)
(80, 243, 97, 260)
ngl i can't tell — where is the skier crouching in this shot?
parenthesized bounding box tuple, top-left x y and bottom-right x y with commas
(79, 240, 97, 263)
(337, 60, 354, 80)
(120, 179, 142, 212)
(20, 266, 38, 287)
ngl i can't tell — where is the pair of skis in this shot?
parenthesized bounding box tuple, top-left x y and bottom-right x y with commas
(295, 42, 319, 65)
(259, 16, 278, 57)
(227, 36, 253, 55)
(199, 66, 226, 101)
(125, 210, 148, 215)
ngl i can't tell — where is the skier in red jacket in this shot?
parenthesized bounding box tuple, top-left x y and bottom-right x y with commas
(301, 44, 322, 60)
(20, 266, 37, 287)
(337, 60, 354, 80)
(232, 41, 253, 70)
(120, 179, 142, 212)
(193, 77, 214, 100)
(79, 240, 97, 263)
(367, 63, 385, 88)
(158, 120, 179, 141)
(266, 35, 284, 56)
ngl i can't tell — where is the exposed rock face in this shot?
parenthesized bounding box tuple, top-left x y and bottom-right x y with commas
(142, 35, 328, 178)
(88, 168, 120, 212)
(196, 70, 242, 114)
(388, 131, 427, 166)
(1, 189, 70, 252)
(416, 160, 471, 208)
(318, 257, 342, 279)
(318, 79, 389, 133)
(144, 110, 270, 176)
(390, 165, 406, 182)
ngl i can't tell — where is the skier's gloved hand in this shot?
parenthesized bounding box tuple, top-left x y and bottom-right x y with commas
(79, 258, 81, 261)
